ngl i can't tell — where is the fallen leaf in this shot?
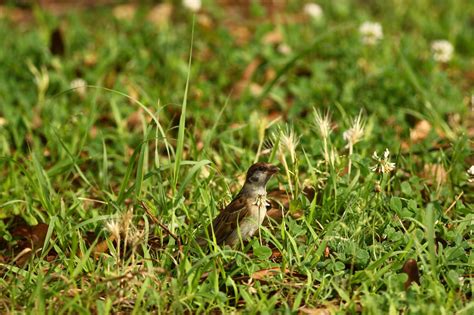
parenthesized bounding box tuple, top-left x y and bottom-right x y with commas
(233, 58, 261, 97)
(249, 83, 263, 96)
(264, 190, 290, 225)
(93, 235, 116, 257)
(303, 186, 316, 202)
(83, 52, 98, 67)
(264, 208, 284, 224)
(12, 222, 48, 249)
(228, 25, 252, 45)
(197, 14, 213, 29)
(410, 120, 431, 143)
(104, 69, 117, 89)
(270, 248, 282, 260)
(299, 307, 331, 315)
(262, 29, 283, 45)
(113, 4, 136, 21)
(147, 3, 173, 27)
(32, 107, 42, 129)
(89, 125, 98, 139)
(324, 246, 330, 258)
(1, 6, 33, 23)
(421, 163, 448, 186)
(10, 222, 49, 266)
(265, 68, 276, 82)
(268, 190, 290, 207)
(402, 259, 420, 289)
(251, 267, 290, 280)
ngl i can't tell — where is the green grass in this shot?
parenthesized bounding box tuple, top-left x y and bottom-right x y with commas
(1, 0, 473, 313)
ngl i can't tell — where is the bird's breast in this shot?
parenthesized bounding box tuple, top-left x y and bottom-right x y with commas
(249, 194, 268, 225)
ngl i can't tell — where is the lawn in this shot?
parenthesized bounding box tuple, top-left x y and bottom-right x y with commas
(0, 0, 473, 313)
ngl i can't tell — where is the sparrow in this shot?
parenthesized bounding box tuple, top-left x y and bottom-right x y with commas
(205, 162, 279, 247)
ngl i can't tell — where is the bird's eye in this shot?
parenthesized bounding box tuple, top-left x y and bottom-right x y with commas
(258, 166, 264, 171)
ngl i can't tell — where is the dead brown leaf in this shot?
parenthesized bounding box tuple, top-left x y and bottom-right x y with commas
(229, 25, 252, 45)
(265, 68, 277, 82)
(402, 259, 420, 289)
(265, 208, 284, 224)
(32, 107, 42, 129)
(10, 222, 49, 265)
(268, 189, 290, 209)
(262, 29, 283, 45)
(89, 125, 98, 139)
(270, 248, 282, 260)
(410, 120, 432, 143)
(127, 109, 143, 131)
(251, 267, 290, 280)
(303, 186, 316, 202)
(249, 83, 263, 96)
(12, 223, 49, 249)
(0, 6, 31, 24)
(104, 69, 117, 89)
(197, 14, 213, 29)
(147, 3, 173, 27)
(264, 189, 289, 225)
(83, 52, 98, 67)
(324, 246, 330, 258)
(93, 235, 115, 257)
(421, 163, 448, 186)
(290, 209, 304, 219)
(232, 58, 261, 97)
(299, 307, 331, 315)
(113, 4, 136, 21)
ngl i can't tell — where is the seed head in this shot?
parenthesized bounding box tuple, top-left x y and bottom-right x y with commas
(313, 108, 332, 139)
(278, 125, 300, 164)
(343, 111, 365, 148)
(106, 219, 121, 240)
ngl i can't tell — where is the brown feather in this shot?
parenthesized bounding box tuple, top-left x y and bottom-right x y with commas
(209, 193, 248, 245)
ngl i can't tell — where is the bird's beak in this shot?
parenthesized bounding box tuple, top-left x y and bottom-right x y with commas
(267, 165, 279, 175)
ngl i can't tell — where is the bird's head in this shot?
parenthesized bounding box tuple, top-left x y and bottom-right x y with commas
(244, 162, 279, 187)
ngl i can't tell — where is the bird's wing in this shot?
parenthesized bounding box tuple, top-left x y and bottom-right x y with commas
(210, 194, 249, 245)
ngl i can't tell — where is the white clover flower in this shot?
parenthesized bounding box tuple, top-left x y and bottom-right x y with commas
(183, 0, 201, 12)
(0, 117, 6, 127)
(468, 165, 474, 183)
(431, 40, 454, 63)
(371, 148, 396, 174)
(343, 112, 365, 148)
(313, 109, 332, 139)
(359, 22, 383, 45)
(70, 78, 87, 98)
(304, 3, 323, 20)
